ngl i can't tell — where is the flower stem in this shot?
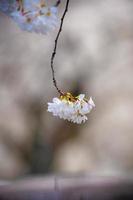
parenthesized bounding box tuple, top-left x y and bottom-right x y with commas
(50, 0, 70, 95)
(17, 0, 24, 13)
(55, 0, 61, 7)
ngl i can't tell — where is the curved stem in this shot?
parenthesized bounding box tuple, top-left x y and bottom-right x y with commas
(50, 0, 70, 95)
(55, 0, 61, 7)
(17, 0, 24, 13)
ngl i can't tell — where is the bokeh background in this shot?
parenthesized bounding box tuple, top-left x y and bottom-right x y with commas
(0, 0, 133, 179)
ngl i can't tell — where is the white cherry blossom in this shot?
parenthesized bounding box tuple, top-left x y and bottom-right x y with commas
(48, 93, 95, 124)
(0, 0, 58, 34)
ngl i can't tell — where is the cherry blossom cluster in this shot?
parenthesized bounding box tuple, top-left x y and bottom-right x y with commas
(48, 93, 95, 124)
(0, 1, 96, 124)
(0, 0, 58, 34)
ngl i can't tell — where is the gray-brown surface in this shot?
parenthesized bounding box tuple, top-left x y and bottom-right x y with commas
(0, 176, 133, 200)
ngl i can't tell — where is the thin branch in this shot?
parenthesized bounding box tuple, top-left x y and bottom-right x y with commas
(50, 0, 70, 95)
(55, 0, 61, 7)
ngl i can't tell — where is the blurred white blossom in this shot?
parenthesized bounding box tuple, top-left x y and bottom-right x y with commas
(0, 0, 17, 14)
(0, 0, 58, 34)
(48, 93, 95, 124)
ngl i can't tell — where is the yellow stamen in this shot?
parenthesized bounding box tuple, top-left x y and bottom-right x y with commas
(26, 17, 32, 23)
(60, 92, 77, 103)
(46, 11, 51, 17)
(40, 0, 46, 8)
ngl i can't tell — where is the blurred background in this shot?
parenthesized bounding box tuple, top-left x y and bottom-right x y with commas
(0, 0, 133, 180)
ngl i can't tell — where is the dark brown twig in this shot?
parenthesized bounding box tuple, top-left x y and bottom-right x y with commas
(55, 0, 61, 7)
(50, 0, 70, 95)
